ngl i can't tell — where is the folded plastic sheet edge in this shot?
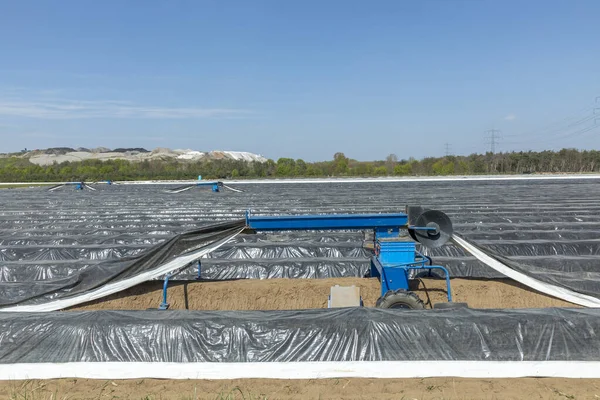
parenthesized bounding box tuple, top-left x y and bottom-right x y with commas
(0, 228, 245, 312)
(3, 361, 600, 380)
(453, 235, 600, 308)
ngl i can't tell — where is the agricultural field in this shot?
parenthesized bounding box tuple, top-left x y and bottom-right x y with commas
(1, 178, 600, 399)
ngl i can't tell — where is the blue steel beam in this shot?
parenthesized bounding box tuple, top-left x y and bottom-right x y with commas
(246, 212, 409, 231)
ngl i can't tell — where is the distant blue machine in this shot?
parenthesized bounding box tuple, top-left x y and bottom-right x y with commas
(47, 181, 96, 192)
(47, 180, 116, 192)
(198, 181, 221, 192)
(166, 180, 243, 194)
(159, 206, 462, 310)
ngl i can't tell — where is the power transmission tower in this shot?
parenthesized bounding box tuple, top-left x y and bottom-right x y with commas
(485, 129, 501, 153)
(444, 142, 451, 156)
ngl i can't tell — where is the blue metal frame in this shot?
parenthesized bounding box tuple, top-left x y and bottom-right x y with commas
(246, 210, 454, 304)
(159, 211, 454, 309)
(159, 273, 171, 310)
(246, 211, 409, 232)
(58, 182, 86, 190)
(370, 251, 452, 301)
(194, 181, 221, 192)
(159, 260, 203, 309)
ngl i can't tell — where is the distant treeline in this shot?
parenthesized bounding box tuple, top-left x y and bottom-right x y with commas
(0, 149, 599, 182)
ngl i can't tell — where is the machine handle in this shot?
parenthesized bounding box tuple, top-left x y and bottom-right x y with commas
(408, 226, 438, 231)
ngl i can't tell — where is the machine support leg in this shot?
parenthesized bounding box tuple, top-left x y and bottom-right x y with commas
(159, 273, 171, 310)
(424, 266, 453, 302)
(443, 268, 453, 302)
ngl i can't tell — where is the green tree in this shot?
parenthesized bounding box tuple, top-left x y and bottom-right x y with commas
(432, 160, 455, 175)
(373, 166, 387, 175)
(333, 152, 349, 175)
(294, 159, 307, 176)
(276, 158, 296, 176)
(394, 163, 412, 176)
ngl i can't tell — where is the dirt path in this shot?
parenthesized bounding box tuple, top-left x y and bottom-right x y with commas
(2, 377, 599, 399)
(72, 277, 576, 311)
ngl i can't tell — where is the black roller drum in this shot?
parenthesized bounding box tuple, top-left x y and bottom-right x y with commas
(414, 210, 453, 248)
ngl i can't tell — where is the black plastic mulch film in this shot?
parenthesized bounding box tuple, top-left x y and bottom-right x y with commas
(1, 307, 599, 363)
(0, 220, 245, 306)
(1, 180, 600, 306)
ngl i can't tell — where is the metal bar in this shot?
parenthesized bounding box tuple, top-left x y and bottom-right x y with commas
(246, 212, 409, 231)
(437, 266, 453, 302)
(410, 265, 453, 302)
(380, 262, 391, 294)
(159, 274, 171, 310)
(408, 225, 437, 231)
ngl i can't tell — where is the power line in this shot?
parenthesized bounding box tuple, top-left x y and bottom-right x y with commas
(503, 107, 594, 141)
(502, 97, 599, 147)
(485, 129, 501, 153)
(558, 124, 599, 141)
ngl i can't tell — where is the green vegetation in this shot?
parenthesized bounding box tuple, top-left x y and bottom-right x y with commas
(0, 183, 51, 189)
(0, 148, 599, 182)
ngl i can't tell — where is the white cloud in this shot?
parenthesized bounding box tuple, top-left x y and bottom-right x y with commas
(504, 114, 517, 121)
(0, 98, 250, 120)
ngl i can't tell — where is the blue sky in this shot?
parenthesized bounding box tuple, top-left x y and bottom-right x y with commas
(1, 0, 599, 161)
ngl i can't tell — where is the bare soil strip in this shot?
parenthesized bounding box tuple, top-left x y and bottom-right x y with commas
(2, 377, 599, 399)
(72, 277, 577, 311)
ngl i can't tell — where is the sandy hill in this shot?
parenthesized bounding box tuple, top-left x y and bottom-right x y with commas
(18, 147, 267, 166)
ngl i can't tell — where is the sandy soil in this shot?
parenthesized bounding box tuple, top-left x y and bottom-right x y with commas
(2, 377, 599, 399)
(72, 277, 576, 311)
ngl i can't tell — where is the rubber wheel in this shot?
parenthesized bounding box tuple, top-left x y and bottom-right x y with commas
(375, 290, 425, 310)
(433, 302, 469, 310)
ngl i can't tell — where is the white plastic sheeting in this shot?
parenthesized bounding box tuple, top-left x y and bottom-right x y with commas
(453, 235, 600, 307)
(4, 361, 600, 380)
(0, 226, 244, 312)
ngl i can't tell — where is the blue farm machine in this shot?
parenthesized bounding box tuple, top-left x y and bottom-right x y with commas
(160, 206, 464, 310)
(47, 180, 116, 191)
(165, 179, 244, 194)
